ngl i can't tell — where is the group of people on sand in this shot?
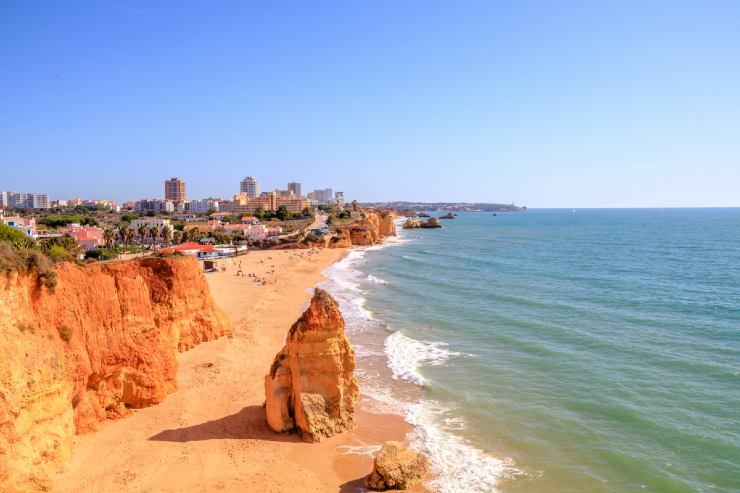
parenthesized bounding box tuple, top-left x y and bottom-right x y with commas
(229, 259, 275, 285)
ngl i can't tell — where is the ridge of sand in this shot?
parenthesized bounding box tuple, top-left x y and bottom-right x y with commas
(51, 248, 417, 492)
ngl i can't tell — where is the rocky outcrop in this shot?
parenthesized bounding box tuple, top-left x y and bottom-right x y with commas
(403, 217, 442, 229)
(439, 213, 455, 219)
(330, 209, 396, 248)
(0, 256, 231, 492)
(365, 441, 429, 490)
(265, 289, 358, 442)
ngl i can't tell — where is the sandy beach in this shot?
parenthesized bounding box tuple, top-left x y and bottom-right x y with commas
(51, 248, 417, 492)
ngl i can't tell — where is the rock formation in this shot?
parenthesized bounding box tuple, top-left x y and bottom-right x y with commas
(365, 441, 429, 490)
(330, 209, 396, 248)
(402, 217, 442, 229)
(264, 288, 358, 442)
(439, 212, 455, 219)
(0, 256, 231, 492)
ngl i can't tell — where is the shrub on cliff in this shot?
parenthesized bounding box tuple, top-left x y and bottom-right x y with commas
(0, 242, 58, 292)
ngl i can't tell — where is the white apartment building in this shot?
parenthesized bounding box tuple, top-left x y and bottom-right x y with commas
(240, 176, 260, 198)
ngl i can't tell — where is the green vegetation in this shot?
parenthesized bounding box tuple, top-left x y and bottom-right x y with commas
(0, 242, 58, 292)
(0, 222, 35, 248)
(48, 245, 68, 261)
(39, 214, 98, 228)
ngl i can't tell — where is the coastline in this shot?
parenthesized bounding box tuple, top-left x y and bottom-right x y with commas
(51, 246, 421, 492)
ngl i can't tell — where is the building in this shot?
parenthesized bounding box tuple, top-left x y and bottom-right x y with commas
(230, 191, 310, 214)
(240, 176, 260, 198)
(287, 182, 302, 198)
(65, 224, 104, 250)
(335, 192, 345, 208)
(130, 218, 172, 232)
(1, 216, 37, 237)
(1, 191, 50, 209)
(134, 198, 175, 213)
(164, 177, 186, 202)
(187, 199, 220, 214)
(307, 188, 334, 206)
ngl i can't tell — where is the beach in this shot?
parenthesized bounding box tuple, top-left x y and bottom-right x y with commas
(51, 247, 416, 492)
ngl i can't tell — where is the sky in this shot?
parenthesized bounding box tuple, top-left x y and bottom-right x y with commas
(1, 1, 739, 207)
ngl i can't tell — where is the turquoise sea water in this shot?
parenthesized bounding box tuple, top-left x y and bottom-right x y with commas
(322, 209, 740, 493)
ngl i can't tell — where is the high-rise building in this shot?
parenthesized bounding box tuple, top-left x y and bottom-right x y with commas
(287, 182, 302, 198)
(307, 188, 334, 205)
(335, 191, 345, 208)
(164, 177, 186, 202)
(240, 176, 260, 198)
(1, 191, 49, 209)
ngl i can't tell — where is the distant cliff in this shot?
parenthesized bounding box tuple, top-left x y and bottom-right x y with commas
(329, 209, 397, 248)
(362, 201, 527, 212)
(0, 256, 231, 492)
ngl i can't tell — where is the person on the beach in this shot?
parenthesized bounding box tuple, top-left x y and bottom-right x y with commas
(236, 261, 243, 276)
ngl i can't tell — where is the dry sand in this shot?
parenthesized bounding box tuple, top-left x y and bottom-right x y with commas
(52, 248, 418, 493)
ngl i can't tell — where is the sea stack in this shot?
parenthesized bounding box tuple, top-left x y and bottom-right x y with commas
(264, 288, 359, 442)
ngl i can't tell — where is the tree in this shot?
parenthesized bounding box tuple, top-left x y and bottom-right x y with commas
(276, 205, 290, 221)
(161, 225, 172, 246)
(149, 226, 160, 252)
(118, 224, 130, 253)
(125, 228, 135, 252)
(138, 225, 147, 246)
(103, 228, 116, 259)
(173, 230, 182, 245)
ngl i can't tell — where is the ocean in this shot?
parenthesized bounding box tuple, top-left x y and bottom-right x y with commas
(321, 209, 740, 493)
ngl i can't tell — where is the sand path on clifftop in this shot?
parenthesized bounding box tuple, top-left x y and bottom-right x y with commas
(51, 249, 355, 492)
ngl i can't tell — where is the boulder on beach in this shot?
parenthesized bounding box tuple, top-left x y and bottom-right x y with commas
(365, 441, 429, 490)
(264, 288, 359, 442)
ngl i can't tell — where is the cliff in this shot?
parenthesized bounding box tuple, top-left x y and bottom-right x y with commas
(330, 209, 396, 248)
(265, 288, 358, 442)
(0, 256, 231, 492)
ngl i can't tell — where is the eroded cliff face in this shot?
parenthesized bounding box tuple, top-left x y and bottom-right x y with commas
(0, 256, 231, 492)
(264, 288, 358, 442)
(330, 209, 396, 248)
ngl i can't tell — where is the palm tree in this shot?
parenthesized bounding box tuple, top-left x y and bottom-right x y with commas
(103, 228, 115, 258)
(190, 227, 200, 243)
(137, 225, 147, 247)
(125, 229, 136, 252)
(118, 224, 129, 253)
(149, 226, 160, 252)
(161, 225, 172, 247)
(173, 230, 182, 245)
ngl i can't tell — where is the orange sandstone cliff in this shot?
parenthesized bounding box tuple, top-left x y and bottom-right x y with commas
(0, 256, 231, 492)
(330, 209, 397, 248)
(264, 288, 359, 442)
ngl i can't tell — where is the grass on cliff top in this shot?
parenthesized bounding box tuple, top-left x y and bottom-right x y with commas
(0, 239, 58, 292)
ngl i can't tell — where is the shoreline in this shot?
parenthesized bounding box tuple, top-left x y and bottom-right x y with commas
(51, 246, 422, 492)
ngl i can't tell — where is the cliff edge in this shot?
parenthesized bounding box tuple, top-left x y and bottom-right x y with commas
(0, 256, 231, 492)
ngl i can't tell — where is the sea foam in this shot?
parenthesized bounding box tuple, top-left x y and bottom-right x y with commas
(384, 331, 460, 387)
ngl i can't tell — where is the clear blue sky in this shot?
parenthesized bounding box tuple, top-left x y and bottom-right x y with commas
(1, 1, 739, 207)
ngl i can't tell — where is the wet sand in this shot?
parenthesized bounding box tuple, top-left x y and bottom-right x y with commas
(52, 248, 418, 492)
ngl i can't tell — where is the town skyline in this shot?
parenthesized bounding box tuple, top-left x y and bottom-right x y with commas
(2, 2, 740, 208)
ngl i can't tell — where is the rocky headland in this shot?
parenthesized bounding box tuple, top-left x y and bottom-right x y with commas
(0, 256, 231, 491)
(330, 209, 397, 248)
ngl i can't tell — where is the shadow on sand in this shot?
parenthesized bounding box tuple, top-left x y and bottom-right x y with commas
(148, 405, 300, 443)
(338, 477, 369, 492)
